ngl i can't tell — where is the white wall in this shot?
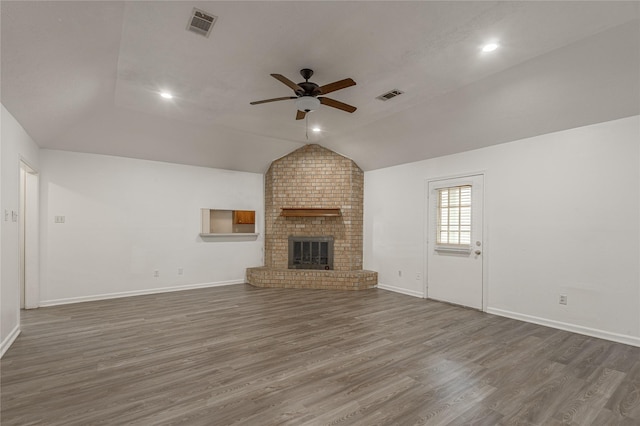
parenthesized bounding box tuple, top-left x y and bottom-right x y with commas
(364, 116, 640, 346)
(39, 150, 264, 305)
(1, 105, 40, 356)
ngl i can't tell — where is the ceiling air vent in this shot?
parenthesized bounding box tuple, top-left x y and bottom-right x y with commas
(186, 8, 217, 38)
(376, 89, 404, 101)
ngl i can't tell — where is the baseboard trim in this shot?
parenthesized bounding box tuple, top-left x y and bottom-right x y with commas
(486, 307, 640, 348)
(39, 280, 245, 307)
(376, 283, 424, 298)
(1, 325, 21, 358)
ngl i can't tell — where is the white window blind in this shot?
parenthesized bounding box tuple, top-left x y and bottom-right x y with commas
(437, 185, 471, 245)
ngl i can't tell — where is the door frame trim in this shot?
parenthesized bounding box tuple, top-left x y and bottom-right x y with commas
(423, 171, 488, 312)
(19, 157, 40, 310)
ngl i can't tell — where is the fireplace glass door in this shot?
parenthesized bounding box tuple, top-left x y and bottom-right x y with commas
(288, 236, 334, 270)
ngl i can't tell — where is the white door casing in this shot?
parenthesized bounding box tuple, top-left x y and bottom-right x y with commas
(427, 174, 484, 310)
(20, 160, 39, 309)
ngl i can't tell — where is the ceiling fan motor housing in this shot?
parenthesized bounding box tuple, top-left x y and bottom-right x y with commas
(297, 82, 321, 96)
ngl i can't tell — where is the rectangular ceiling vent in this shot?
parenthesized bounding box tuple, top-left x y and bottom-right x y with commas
(376, 89, 404, 101)
(187, 8, 217, 38)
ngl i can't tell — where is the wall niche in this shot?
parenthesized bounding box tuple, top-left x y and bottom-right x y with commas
(200, 209, 257, 237)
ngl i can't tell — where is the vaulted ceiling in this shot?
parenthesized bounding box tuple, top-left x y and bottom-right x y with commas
(2, 1, 638, 172)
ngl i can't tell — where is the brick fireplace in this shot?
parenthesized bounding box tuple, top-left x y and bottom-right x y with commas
(246, 144, 377, 290)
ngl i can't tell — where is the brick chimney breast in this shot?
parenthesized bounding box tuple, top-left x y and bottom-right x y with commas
(247, 144, 377, 290)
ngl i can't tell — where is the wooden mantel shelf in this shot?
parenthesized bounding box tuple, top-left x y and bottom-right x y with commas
(281, 208, 342, 217)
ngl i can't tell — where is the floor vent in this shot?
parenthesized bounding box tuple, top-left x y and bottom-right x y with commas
(376, 89, 404, 101)
(187, 8, 217, 38)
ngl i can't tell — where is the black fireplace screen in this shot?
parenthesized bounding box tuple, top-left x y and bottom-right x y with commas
(288, 236, 334, 270)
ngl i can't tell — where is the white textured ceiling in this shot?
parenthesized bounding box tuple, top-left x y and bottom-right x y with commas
(2, 1, 639, 172)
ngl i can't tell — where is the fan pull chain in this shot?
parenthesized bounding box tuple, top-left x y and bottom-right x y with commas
(305, 114, 309, 140)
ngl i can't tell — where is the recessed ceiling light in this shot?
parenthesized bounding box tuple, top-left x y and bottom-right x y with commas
(160, 92, 173, 99)
(481, 43, 499, 53)
(312, 127, 321, 133)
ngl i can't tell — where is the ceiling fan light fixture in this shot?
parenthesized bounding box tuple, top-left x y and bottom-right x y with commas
(296, 96, 320, 112)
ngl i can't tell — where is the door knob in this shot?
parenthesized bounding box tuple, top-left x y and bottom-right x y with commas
(475, 250, 482, 255)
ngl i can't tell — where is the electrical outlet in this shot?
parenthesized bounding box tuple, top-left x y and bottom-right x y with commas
(416, 273, 421, 280)
(178, 267, 184, 275)
(559, 294, 567, 305)
(398, 270, 402, 277)
(54, 216, 65, 223)
(154, 270, 159, 278)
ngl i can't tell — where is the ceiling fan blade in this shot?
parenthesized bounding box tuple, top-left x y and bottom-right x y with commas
(319, 78, 356, 95)
(296, 110, 306, 120)
(319, 97, 357, 113)
(250, 96, 297, 105)
(271, 74, 303, 93)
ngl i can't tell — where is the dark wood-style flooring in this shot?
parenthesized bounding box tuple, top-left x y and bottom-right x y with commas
(2, 284, 639, 425)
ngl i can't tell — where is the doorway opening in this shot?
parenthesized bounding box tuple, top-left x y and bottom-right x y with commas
(20, 160, 39, 309)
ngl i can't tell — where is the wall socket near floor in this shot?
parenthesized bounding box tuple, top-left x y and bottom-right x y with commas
(154, 270, 159, 278)
(559, 294, 568, 305)
(416, 273, 421, 280)
(178, 267, 184, 275)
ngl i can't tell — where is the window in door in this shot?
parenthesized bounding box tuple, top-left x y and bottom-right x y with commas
(436, 185, 471, 246)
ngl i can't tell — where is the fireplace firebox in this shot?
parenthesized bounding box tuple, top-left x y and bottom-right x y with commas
(288, 236, 334, 270)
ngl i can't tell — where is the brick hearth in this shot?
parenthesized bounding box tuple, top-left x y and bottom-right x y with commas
(246, 268, 377, 290)
(246, 144, 377, 290)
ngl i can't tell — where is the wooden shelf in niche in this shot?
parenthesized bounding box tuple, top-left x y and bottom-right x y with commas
(280, 208, 341, 217)
(199, 233, 259, 241)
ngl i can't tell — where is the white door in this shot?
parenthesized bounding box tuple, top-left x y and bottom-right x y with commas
(427, 175, 484, 310)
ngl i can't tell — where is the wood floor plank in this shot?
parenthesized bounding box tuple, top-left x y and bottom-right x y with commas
(2, 284, 639, 425)
(551, 367, 626, 424)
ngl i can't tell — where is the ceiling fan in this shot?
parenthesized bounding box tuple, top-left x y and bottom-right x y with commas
(250, 69, 357, 120)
